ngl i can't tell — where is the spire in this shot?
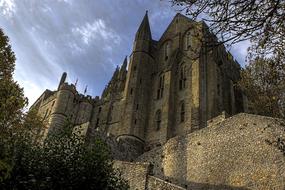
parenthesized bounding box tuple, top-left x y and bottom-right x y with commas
(135, 11, 152, 40)
(84, 85, 88, 94)
(112, 66, 120, 81)
(121, 56, 128, 71)
(58, 72, 67, 90)
(119, 56, 128, 80)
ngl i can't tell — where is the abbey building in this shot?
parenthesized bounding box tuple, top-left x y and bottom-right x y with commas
(31, 12, 247, 150)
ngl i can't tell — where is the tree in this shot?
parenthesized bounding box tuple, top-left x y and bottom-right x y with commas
(0, 28, 129, 189)
(0, 28, 27, 184)
(2, 122, 129, 190)
(0, 28, 27, 130)
(238, 57, 285, 118)
(170, 0, 285, 60)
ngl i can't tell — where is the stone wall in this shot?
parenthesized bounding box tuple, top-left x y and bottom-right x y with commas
(114, 161, 150, 190)
(114, 161, 186, 190)
(147, 176, 186, 190)
(137, 113, 285, 189)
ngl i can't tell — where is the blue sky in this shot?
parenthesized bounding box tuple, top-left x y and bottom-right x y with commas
(0, 0, 250, 106)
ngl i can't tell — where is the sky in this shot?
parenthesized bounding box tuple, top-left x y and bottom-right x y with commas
(0, 0, 250, 106)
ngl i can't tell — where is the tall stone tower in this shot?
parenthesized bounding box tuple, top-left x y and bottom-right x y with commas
(120, 11, 154, 142)
(48, 73, 76, 134)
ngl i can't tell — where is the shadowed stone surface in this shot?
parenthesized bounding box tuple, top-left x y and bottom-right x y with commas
(136, 113, 285, 189)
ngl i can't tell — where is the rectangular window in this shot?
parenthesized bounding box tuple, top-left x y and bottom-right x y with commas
(157, 75, 165, 99)
(179, 65, 186, 90)
(165, 42, 170, 61)
(180, 101, 185, 123)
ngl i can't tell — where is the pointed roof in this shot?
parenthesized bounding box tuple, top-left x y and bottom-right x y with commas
(119, 56, 128, 79)
(135, 11, 152, 40)
(158, 13, 194, 42)
(121, 56, 128, 71)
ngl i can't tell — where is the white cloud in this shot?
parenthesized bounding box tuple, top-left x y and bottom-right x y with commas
(72, 19, 121, 45)
(0, 0, 16, 17)
(57, 0, 71, 3)
(68, 42, 84, 55)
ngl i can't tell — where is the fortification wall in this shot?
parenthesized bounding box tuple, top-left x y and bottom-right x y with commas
(147, 176, 186, 190)
(136, 113, 285, 189)
(114, 161, 186, 190)
(114, 161, 150, 190)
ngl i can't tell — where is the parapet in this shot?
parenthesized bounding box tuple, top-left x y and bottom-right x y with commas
(58, 82, 77, 93)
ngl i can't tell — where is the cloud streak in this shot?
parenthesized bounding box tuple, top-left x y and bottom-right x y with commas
(73, 19, 121, 45)
(0, 0, 16, 17)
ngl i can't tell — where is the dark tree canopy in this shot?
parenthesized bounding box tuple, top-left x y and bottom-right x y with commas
(170, 0, 285, 59)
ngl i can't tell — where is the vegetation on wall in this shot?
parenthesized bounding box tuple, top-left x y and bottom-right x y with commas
(0, 28, 129, 190)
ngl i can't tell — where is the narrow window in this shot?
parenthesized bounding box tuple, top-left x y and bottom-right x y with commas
(136, 104, 139, 110)
(179, 65, 186, 90)
(134, 118, 137, 125)
(217, 84, 220, 95)
(185, 32, 191, 50)
(96, 118, 100, 127)
(180, 101, 185, 123)
(134, 65, 137, 71)
(98, 107, 102, 113)
(217, 67, 221, 96)
(157, 75, 165, 99)
(164, 42, 170, 61)
(130, 88, 133, 95)
(155, 110, 162, 130)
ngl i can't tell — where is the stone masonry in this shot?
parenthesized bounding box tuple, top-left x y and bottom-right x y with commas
(29, 12, 263, 190)
(31, 12, 247, 149)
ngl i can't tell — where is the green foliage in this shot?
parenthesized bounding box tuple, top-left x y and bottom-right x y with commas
(0, 28, 16, 80)
(0, 28, 27, 129)
(0, 28, 129, 190)
(0, 27, 27, 186)
(238, 57, 285, 119)
(1, 122, 129, 190)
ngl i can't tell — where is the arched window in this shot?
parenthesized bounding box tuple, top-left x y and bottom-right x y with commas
(185, 32, 191, 50)
(155, 110, 162, 130)
(157, 74, 165, 99)
(164, 42, 170, 61)
(180, 101, 185, 123)
(179, 65, 186, 90)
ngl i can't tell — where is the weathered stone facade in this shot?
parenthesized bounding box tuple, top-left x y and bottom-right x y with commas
(31, 12, 246, 148)
(135, 113, 285, 190)
(29, 13, 271, 190)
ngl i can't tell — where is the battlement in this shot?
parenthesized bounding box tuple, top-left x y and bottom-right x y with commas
(58, 82, 77, 93)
